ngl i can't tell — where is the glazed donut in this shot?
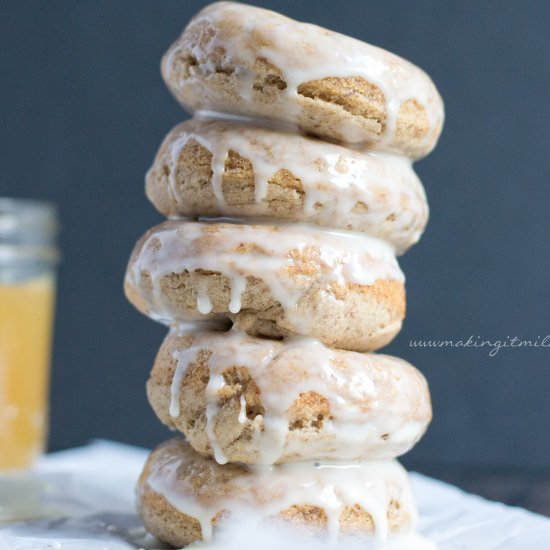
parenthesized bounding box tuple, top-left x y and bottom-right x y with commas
(137, 438, 417, 547)
(161, 2, 444, 158)
(124, 220, 405, 352)
(147, 328, 432, 465)
(146, 118, 428, 254)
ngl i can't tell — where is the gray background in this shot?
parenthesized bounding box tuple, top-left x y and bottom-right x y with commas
(2, 1, 549, 469)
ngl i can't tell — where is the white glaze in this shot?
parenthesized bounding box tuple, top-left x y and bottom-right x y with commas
(147, 118, 428, 254)
(164, 328, 430, 465)
(142, 438, 417, 545)
(161, 2, 444, 155)
(134, 3, 441, 546)
(196, 277, 213, 314)
(126, 219, 404, 328)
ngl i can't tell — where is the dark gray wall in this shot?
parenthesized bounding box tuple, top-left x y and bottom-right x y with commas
(2, 1, 549, 468)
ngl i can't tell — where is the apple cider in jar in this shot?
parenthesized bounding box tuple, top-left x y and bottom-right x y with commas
(0, 199, 58, 469)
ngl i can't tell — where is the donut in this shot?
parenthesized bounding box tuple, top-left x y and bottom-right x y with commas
(146, 118, 428, 254)
(137, 438, 417, 547)
(161, 2, 444, 158)
(147, 328, 432, 465)
(124, 220, 406, 352)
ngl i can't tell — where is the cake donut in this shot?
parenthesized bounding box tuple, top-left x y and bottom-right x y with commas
(161, 2, 444, 158)
(147, 328, 432, 465)
(127, 2, 445, 547)
(137, 438, 417, 547)
(124, 220, 405, 352)
(146, 118, 429, 254)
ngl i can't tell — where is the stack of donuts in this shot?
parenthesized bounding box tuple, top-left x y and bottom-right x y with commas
(124, 2, 444, 547)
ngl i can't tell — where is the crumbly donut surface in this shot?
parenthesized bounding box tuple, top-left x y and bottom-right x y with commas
(145, 118, 429, 254)
(162, 2, 444, 158)
(137, 438, 416, 547)
(129, 2, 444, 546)
(147, 330, 432, 464)
(124, 221, 406, 352)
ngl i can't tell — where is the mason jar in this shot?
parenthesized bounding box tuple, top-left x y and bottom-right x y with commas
(0, 198, 59, 469)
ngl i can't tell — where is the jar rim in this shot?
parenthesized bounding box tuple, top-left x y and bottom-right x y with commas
(0, 197, 59, 240)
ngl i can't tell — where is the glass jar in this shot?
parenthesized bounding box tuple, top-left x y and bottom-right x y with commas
(0, 198, 59, 469)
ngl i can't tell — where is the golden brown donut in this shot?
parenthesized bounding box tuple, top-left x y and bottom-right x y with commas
(161, 2, 444, 158)
(137, 438, 417, 547)
(124, 220, 406, 352)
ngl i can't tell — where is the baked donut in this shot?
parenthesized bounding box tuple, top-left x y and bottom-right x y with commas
(161, 2, 444, 158)
(124, 220, 405, 352)
(127, 2, 442, 548)
(146, 118, 428, 254)
(137, 438, 417, 547)
(147, 328, 432, 465)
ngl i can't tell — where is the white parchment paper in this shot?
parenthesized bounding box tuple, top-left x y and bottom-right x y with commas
(1, 440, 549, 550)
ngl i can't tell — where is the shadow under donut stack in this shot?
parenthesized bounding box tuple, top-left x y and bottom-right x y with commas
(124, 2, 444, 546)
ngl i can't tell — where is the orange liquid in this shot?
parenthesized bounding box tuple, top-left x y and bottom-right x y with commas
(0, 275, 55, 469)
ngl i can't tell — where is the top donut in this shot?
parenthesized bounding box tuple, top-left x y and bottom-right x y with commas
(162, 2, 444, 159)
